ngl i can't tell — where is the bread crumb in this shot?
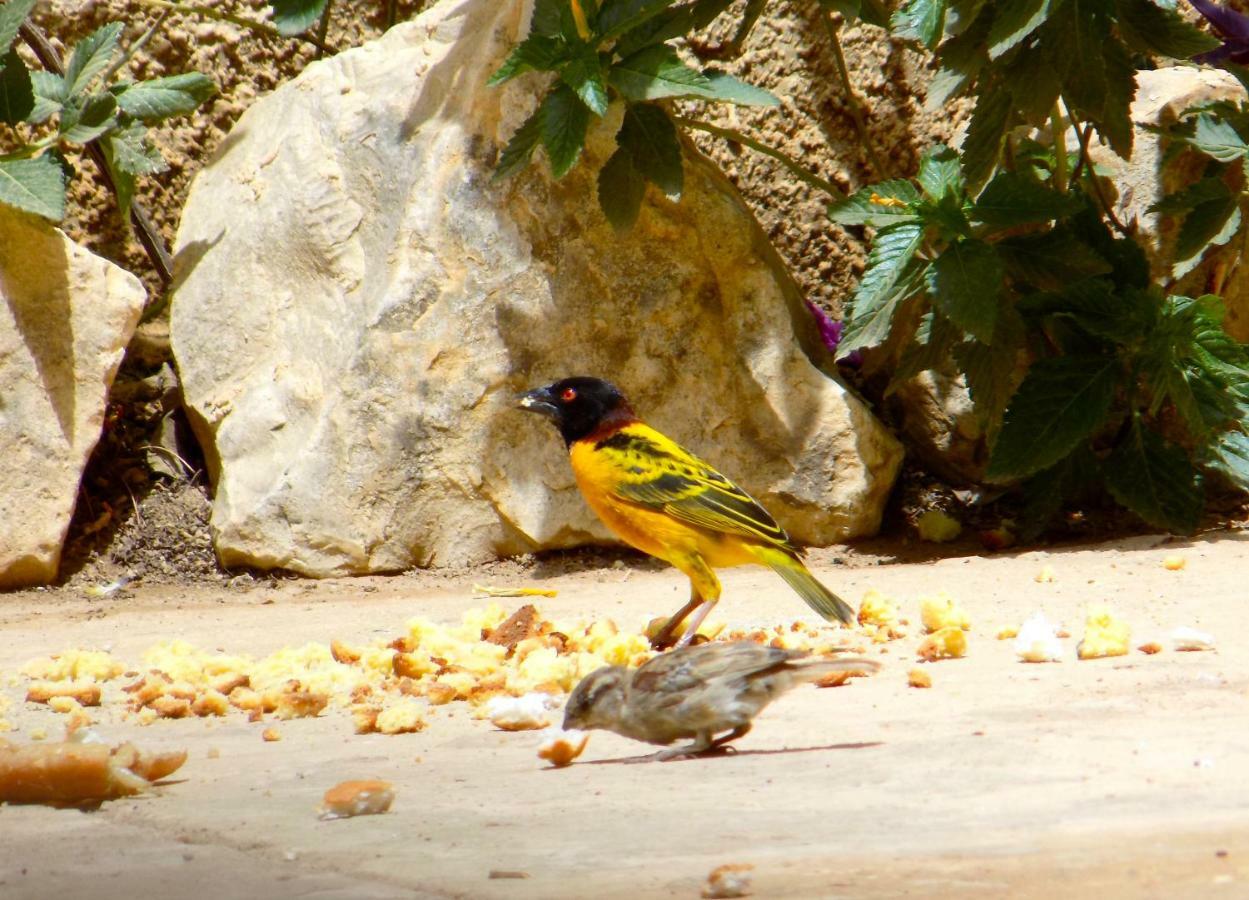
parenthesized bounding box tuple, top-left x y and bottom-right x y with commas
(907, 668, 932, 688)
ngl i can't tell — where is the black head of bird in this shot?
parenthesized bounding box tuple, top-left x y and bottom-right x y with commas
(517, 376, 633, 445)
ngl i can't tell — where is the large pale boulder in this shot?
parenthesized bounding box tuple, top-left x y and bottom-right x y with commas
(170, 0, 903, 576)
(0, 209, 146, 588)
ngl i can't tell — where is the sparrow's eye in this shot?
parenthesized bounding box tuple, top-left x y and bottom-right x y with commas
(561, 387, 577, 402)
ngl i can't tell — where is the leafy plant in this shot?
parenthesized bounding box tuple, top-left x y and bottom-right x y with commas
(832, 144, 1249, 533)
(488, 0, 780, 230)
(0, 0, 215, 222)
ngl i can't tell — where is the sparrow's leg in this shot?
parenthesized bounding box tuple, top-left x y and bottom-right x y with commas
(654, 730, 714, 761)
(708, 724, 751, 750)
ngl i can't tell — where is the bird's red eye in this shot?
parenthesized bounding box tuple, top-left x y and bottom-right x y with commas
(561, 388, 577, 402)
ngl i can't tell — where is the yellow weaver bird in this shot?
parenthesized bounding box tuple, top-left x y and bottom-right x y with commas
(518, 377, 856, 648)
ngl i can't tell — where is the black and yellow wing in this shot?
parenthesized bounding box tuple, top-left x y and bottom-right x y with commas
(593, 424, 798, 553)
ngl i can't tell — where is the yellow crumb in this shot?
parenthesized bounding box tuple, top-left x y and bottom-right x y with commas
(1162, 555, 1186, 571)
(917, 627, 967, 661)
(920, 593, 971, 633)
(907, 668, 932, 688)
(1077, 604, 1130, 659)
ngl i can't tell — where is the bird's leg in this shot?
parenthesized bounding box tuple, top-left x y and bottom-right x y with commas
(708, 723, 751, 750)
(654, 730, 714, 761)
(659, 555, 722, 650)
(650, 591, 703, 650)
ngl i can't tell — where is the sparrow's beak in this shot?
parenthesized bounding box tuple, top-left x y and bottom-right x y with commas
(517, 387, 559, 419)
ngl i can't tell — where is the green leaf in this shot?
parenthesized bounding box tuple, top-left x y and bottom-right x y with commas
(104, 121, 166, 176)
(489, 35, 566, 86)
(960, 78, 1011, 192)
(1204, 429, 1249, 492)
(1173, 192, 1241, 279)
(828, 179, 922, 226)
(1149, 176, 1233, 216)
(530, 0, 564, 37)
(995, 228, 1112, 290)
(597, 146, 646, 230)
(953, 315, 1022, 428)
(1023, 280, 1155, 343)
(917, 144, 962, 202)
(1114, 0, 1220, 58)
(617, 102, 682, 198)
(986, 354, 1121, 480)
(597, 0, 678, 41)
(892, 0, 947, 48)
(926, 7, 990, 110)
(987, 0, 1067, 59)
(973, 172, 1080, 226)
(0, 0, 38, 56)
(927, 238, 1004, 343)
(1188, 113, 1249, 162)
(64, 22, 122, 96)
(888, 310, 961, 392)
(0, 154, 66, 220)
(561, 46, 609, 115)
(691, 0, 738, 28)
(269, 0, 328, 36)
(493, 104, 545, 181)
(697, 70, 779, 106)
(1056, 8, 1135, 158)
(1104, 419, 1203, 532)
(0, 46, 32, 124)
(115, 73, 216, 121)
(1019, 454, 1080, 538)
(609, 44, 709, 101)
(1068, 203, 1150, 288)
(59, 91, 117, 143)
(614, 8, 694, 58)
(541, 82, 590, 179)
(840, 223, 927, 352)
(1003, 40, 1062, 125)
(28, 70, 63, 122)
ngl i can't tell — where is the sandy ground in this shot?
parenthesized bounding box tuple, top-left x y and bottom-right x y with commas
(1, 531, 1247, 899)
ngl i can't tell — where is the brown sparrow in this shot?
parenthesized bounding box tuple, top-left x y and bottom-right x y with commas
(563, 641, 879, 760)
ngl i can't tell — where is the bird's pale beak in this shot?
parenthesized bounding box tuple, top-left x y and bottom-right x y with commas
(517, 387, 559, 419)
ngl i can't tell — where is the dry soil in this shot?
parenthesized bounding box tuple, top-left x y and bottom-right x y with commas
(1, 530, 1247, 898)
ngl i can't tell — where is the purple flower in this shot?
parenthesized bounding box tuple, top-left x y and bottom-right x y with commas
(805, 299, 863, 367)
(1188, 0, 1249, 65)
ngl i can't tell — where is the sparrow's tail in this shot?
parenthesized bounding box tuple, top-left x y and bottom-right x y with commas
(754, 546, 856, 626)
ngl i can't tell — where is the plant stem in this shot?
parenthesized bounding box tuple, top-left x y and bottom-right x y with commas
(19, 21, 174, 287)
(820, 10, 886, 179)
(1050, 101, 1067, 194)
(385, 0, 398, 30)
(132, 0, 338, 54)
(102, 8, 171, 85)
(1062, 98, 1130, 237)
(673, 115, 845, 199)
(313, 0, 334, 60)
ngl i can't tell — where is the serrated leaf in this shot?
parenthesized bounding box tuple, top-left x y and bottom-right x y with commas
(1056, 8, 1135, 158)
(614, 7, 692, 57)
(888, 310, 961, 392)
(961, 78, 1011, 192)
(0, 0, 38, 56)
(917, 144, 963, 202)
(64, 22, 122, 96)
(925, 8, 990, 110)
(597, 0, 678, 41)
(996, 228, 1112, 290)
(1173, 193, 1240, 278)
(0, 154, 66, 220)
(954, 315, 1022, 428)
(697, 70, 779, 106)
(927, 239, 1004, 343)
(489, 35, 566, 86)
(561, 46, 609, 115)
(0, 46, 32, 124)
(828, 179, 922, 226)
(60, 91, 117, 143)
(530, 0, 564, 36)
(609, 44, 709, 100)
(1068, 203, 1150, 288)
(493, 104, 545, 181)
(1204, 428, 1249, 492)
(1023, 280, 1156, 343)
(1004, 40, 1062, 125)
(691, 0, 737, 28)
(104, 122, 166, 177)
(115, 73, 216, 121)
(972, 172, 1081, 226)
(597, 145, 646, 230)
(540, 82, 590, 178)
(988, 0, 1067, 59)
(986, 354, 1121, 480)
(840, 224, 927, 352)
(1149, 176, 1233, 216)
(1114, 0, 1221, 58)
(1189, 113, 1249, 162)
(28, 70, 64, 122)
(1104, 419, 1203, 532)
(269, 0, 328, 36)
(892, 0, 947, 48)
(1019, 454, 1078, 538)
(617, 102, 682, 198)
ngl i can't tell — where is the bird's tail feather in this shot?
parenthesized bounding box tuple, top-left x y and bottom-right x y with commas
(756, 548, 856, 625)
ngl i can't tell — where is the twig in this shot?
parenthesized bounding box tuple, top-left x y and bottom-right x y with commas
(133, 0, 338, 54)
(672, 115, 845, 198)
(820, 10, 886, 179)
(1050, 101, 1067, 194)
(1068, 122, 1093, 187)
(1063, 98, 1129, 237)
(385, 0, 398, 30)
(19, 21, 174, 286)
(313, 0, 334, 60)
(102, 8, 171, 85)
